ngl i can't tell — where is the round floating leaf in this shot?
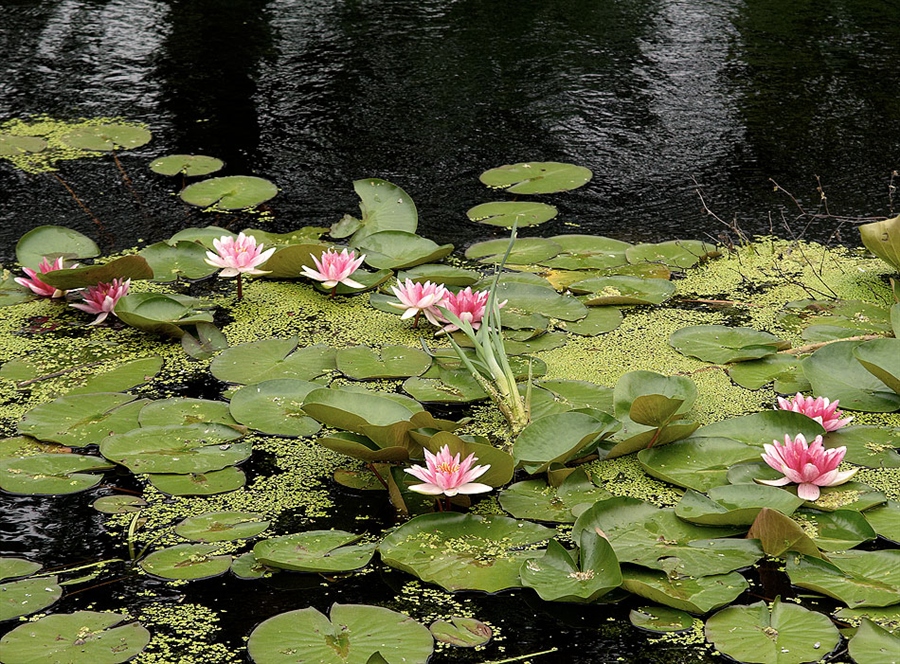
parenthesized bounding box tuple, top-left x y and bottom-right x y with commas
(303, 387, 421, 434)
(229, 379, 322, 437)
(231, 552, 271, 580)
(146, 467, 246, 496)
(67, 357, 163, 396)
(854, 338, 900, 395)
(429, 617, 492, 647)
(793, 508, 876, 551)
(622, 568, 748, 614)
(540, 235, 631, 270)
(99, 423, 247, 474)
(499, 469, 613, 523)
(859, 215, 900, 272)
(675, 484, 805, 526)
(862, 500, 900, 543)
(787, 550, 900, 607)
(258, 243, 332, 279)
(464, 237, 562, 265)
(520, 532, 622, 603)
(314, 267, 393, 295)
(0, 576, 62, 621)
(39, 255, 154, 289)
(317, 431, 410, 463)
(669, 325, 787, 364)
(210, 338, 335, 385)
(848, 619, 900, 664)
(746, 507, 822, 558)
(336, 346, 432, 380)
(139, 543, 231, 581)
(253, 531, 375, 573)
(514, 410, 620, 474)
(91, 495, 147, 514)
(60, 124, 151, 151)
(247, 603, 433, 664)
(564, 307, 623, 336)
(397, 264, 480, 287)
(572, 276, 675, 306)
(0, 134, 47, 156)
(705, 598, 840, 664)
(479, 162, 592, 194)
(356, 231, 453, 270)
(174, 511, 269, 542)
(727, 354, 804, 390)
(0, 559, 41, 583)
(139, 397, 239, 428)
(639, 437, 762, 492)
(378, 513, 554, 592)
(139, 240, 218, 282)
(802, 340, 900, 412)
(0, 454, 113, 495)
(492, 281, 588, 322)
(149, 154, 224, 177)
(534, 379, 615, 416)
(692, 410, 825, 446)
(15, 225, 100, 270)
(114, 293, 213, 338)
(625, 240, 718, 269)
(810, 481, 887, 513)
(168, 226, 231, 246)
(466, 201, 558, 228)
(180, 175, 278, 210)
(18, 393, 143, 446)
(823, 426, 900, 468)
(332, 178, 418, 244)
(0, 611, 151, 664)
(629, 606, 695, 633)
(402, 373, 488, 404)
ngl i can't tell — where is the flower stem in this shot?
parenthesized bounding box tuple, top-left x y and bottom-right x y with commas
(237, 274, 243, 300)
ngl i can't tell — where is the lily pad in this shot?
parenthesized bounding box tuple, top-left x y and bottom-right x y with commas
(793, 508, 876, 551)
(513, 410, 620, 474)
(231, 552, 271, 580)
(862, 500, 900, 543)
(91, 495, 147, 514)
(499, 469, 613, 523)
(149, 154, 224, 177)
(228, 379, 322, 437)
(114, 293, 214, 338)
(492, 281, 588, 321)
(210, 338, 336, 385)
(247, 603, 433, 664)
(429, 617, 492, 647)
(639, 437, 761, 492)
(726, 354, 804, 390)
(674, 484, 805, 526)
(520, 531, 622, 603)
(0, 576, 62, 621)
(464, 237, 562, 265)
(139, 240, 219, 282)
(0, 559, 41, 583)
(336, 346, 432, 380)
(356, 231, 453, 270)
(629, 606, 695, 633)
(139, 543, 231, 580)
(253, 531, 376, 573)
(540, 235, 631, 270)
(39, 255, 154, 290)
(378, 512, 553, 592)
(705, 598, 840, 664)
(669, 325, 787, 364)
(302, 387, 422, 434)
(146, 467, 246, 496)
(746, 507, 822, 558)
(823, 426, 900, 468)
(139, 398, 238, 430)
(622, 568, 748, 614)
(67, 357, 163, 396)
(787, 550, 900, 607)
(848, 619, 900, 664)
(625, 240, 718, 269)
(402, 371, 489, 404)
(854, 338, 900, 395)
(573, 276, 676, 306)
(859, 215, 900, 272)
(466, 201, 558, 228)
(60, 124, 152, 151)
(479, 162, 592, 194)
(174, 512, 269, 542)
(180, 176, 278, 210)
(397, 264, 480, 287)
(691, 410, 825, 447)
(331, 178, 418, 244)
(801, 340, 900, 412)
(15, 225, 100, 270)
(0, 611, 151, 663)
(0, 453, 113, 495)
(0, 134, 47, 156)
(18, 393, 143, 446)
(563, 307, 623, 336)
(241, 242, 324, 279)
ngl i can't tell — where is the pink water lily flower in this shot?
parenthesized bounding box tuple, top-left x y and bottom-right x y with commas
(436, 287, 505, 334)
(70, 278, 130, 325)
(777, 393, 853, 431)
(204, 232, 275, 278)
(405, 445, 492, 497)
(15, 256, 74, 299)
(759, 433, 857, 501)
(301, 248, 366, 295)
(389, 279, 449, 327)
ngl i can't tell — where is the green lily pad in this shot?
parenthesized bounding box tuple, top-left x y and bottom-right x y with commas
(139, 397, 239, 428)
(0, 275, 34, 306)
(174, 512, 269, 542)
(168, 226, 231, 246)
(0, 453, 113, 495)
(253, 531, 375, 573)
(396, 264, 480, 287)
(429, 617, 492, 647)
(533, 379, 615, 417)
(466, 201, 558, 228)
(801, 340, 900, 412)
(479, 162, 592, 194)
(66, 357, 163, 396)
(502, 331, 568, 355)
(572, 276, 676, 306)
(563, 307, 624, 336)
(313, 267, 393, 295)
(60, 124, 151, 151)
(245, 227, 329, 247)
(726, 354, 804, 390)
(114, 293, 214, 338)
(513, 410, 620, 474)
(138, 240, 219, 282)
(149, 154, 224, 177)
(787, 550, 900, 607)
(746, 507, 822, 558)
(848, 619, 900, 664)
(228, 379, 322, 437)
(629, 606, 695, 633)
(402, 371, 489, 404)
(705, 598, 840, 664)
(247, 604, 433, 664)
(862, 500, 900, 543)
(99, 423, 247, 474)
(15, 225, 100, 270)
(808, 481, 887, 513)
(464, 237, 562, 265)
(539, 235, 631, 270)
(316, 431, 410, 463)
(0, 576, 62, 621)
(210, 338, 336, 385)
(854, 338, 900, 395)
(0, 559, 41, 582)
(378, 513, 553, 593)
(332, 178, 418, 244)
(793, 508, 876, 551)
(302, 387, 421, 435)
(520, 531, 622, 603)
(91, 495, 147, 514)
(625, 240, 718, 269)
(241, 242, 324, 279)
(231, 552, 271, 580)
(181, 321, 229, 361)
(336, 346, 431, 380)
(669, 325, 787, 364)
(180, 175, 278, 210)
(39, 255, 153, 289)
(0, 611, 151, 663)
(139, 543, 231, 581)
(492, 281, 588, 321)
(675, 484, 805, 526)
(18, 393, 143, 446)
(691, 410, 826, 447)
(859, 215, 900, 272)
(355, 231, 453, 270)
(639, 437, 761, 492)
(622, 568, 748, 614)
(499, 469, 613, 523)
(0, 134, 47, 156)
(824, 426, 900, 468)
(146, 467, 246, 496)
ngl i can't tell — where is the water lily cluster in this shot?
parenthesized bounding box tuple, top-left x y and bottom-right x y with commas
(389, 280, 497, 333)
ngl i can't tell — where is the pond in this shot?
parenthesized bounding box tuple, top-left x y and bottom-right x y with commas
(1, 1, 900, 663)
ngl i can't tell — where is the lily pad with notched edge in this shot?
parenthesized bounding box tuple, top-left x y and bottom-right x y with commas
(139, 397, 239, 429)
(18, 393, 144, 446)
(823, 426, 900, 468)
(674, 484, 805, 526)
(801, 340, 900, 412)
(622, 568, 748, 614)
(540, 235, 631, 270)
(139, 543, 231, 581)
(564, 307, 624, 336)
(639, 437, 762, 492)
(397, 264, 480, 287)
(228, 379, 322, 437)
(331, 178, 418, 244)
(0, 576, 62, 621)
(848, 619, 900, 664)
(572, 276, 675, 306)
(114, 293, 214, 338)
(60, 124, 151, 151)
(355, 231, 453, 270)
(513, 410, 620, 475)
(429, 617, 492, 647)
(861, 500, 900, 543)
(253, 531, 375, 573)
(180, 176, 278, 210)
(91, 495, 147, 514)
(854, 338, 900, 395)
(669, 325, 788, 364)
(149, 154, 224, 177)
(210, 338, 336, 385)
(466, 201, 557, 228)
(0, 454, 113, 495)
(793, 508, 877, 551)
(787, 550, 900, 607)
(138, 240, 219, 282)
(15, 225, 100, 270)
(0, 134, 47, 156)
(174, 512, 269, 542)
(146, 467, 246, 496)
(519, 531, 622, 603)
(625, 240, 718, 269)
(479, 162, 592, 194)
(464, 237, 562, 265)
(629, 606, 695, 634)
(499, 469, 613, 523)
(336, 346, 432, 380)
(39, 255, 153, 290)
(66, 357, 163, 396)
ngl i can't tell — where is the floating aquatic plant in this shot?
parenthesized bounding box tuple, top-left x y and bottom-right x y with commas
(70, 278, 130, 325)
(301, 247, 365, 298)
(205, 232, 275, 300)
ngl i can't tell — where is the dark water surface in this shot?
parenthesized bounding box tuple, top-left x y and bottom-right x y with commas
(2, 1, 899, 661)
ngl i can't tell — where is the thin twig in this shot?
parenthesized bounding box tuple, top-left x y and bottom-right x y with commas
(112, 151, 143, 205)
(780, 334, 885, 356)
(51, 172, 105, 230)
(678, 298, 761, 308)
(480, 648, 559, 664)
(16, 361, 105, 387)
